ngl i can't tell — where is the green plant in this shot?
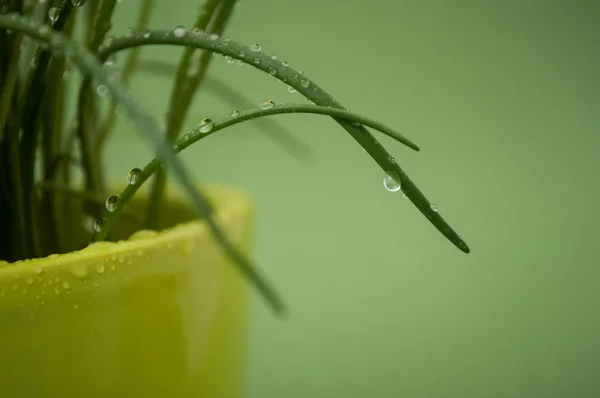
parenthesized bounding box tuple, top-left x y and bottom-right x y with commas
(0, 0, 470, 316)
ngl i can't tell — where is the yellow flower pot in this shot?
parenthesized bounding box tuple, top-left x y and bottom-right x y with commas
(0, 185, 253, 398)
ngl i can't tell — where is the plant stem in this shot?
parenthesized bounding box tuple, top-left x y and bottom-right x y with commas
(144, 0, 231, 229)
(75, 0, 117, 195)
(94, 0, 155, 160)
(16, 0, 73, 258)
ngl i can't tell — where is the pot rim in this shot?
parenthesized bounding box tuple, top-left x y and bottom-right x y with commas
(0, 184, 252, 276)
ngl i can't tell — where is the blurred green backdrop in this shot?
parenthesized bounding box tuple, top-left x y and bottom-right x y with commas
(106, 1, 600, 397)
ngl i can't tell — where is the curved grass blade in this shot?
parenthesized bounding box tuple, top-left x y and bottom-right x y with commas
(96, 103, 424, 241)
(97, 29, 470, 253)
(137, 58, 313, 160)
(0, 13, 287, 316)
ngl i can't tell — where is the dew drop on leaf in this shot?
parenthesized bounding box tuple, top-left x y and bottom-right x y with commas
(105, 195, 119, 212)
(250, 43, 261, 51)
(93, 217, 105, 233)
(260, 100, 276, 109)
(70, 0, 86, 7)
(173, 26, 187, 38)
(127, 168, 141, 184)
(197, 118, 214, 134)
(47, 7, 59, 23)
(383, 171, 401, 192)
(96, 84, 109, 97)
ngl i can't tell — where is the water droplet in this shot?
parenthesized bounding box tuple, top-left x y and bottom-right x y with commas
(70, 0, 86, 5)
(33, 266, 43, 275)
(71, 263, 89, 279)
(183, 133, 191, 141)
(96, 84, 109, 97)
(252, 57, 260, 64)
(250, 43, 261, 51)
(74, 304, 79, 310)
(210, 33, 219, 40)
(127, 167, 142, 184)
(143, 29, 151, 38)
(27, 278, 34, 285)
(54, 288, 61, 296)
(48, 7, 59, 23)
(197, 118, 214, 134)
(260, 100, 275, 109)
(300, 79, 310, 88)
(287, 86, 297, 93)
(105, 195, 118, 212)
(268, 67, 277, 75)
(109, 264, 116, 272)
(173, 26, 187, 38)
(118, 255, 125, 264)
(383, 171, 401, 192)
(281, 61, 289, 67)
(95, 263, 105, 274)
(61, 281, 70, 290)
(225, 55, 234, 63)
(93, 217, 105, 233)
(229, 109, 240, 117)
(104, 54, 116, 66)
(430, 203, 439, 212)
(388, 156, 396, 164)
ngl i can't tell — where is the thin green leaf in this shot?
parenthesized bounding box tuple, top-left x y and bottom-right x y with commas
(17, 0, 74, 258)
(146, 0, 236, 229)
(96, 29, 470, 253)
(95, 0, 155, 155)
(96, 102, 422, 241)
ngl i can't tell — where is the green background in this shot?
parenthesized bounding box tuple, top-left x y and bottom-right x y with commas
(107, 1, 600, 397)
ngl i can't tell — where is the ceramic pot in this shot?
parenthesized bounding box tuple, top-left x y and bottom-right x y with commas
(0, 185, 253, 398)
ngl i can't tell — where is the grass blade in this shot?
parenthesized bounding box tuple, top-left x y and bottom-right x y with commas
(97, 29, 470, 253)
